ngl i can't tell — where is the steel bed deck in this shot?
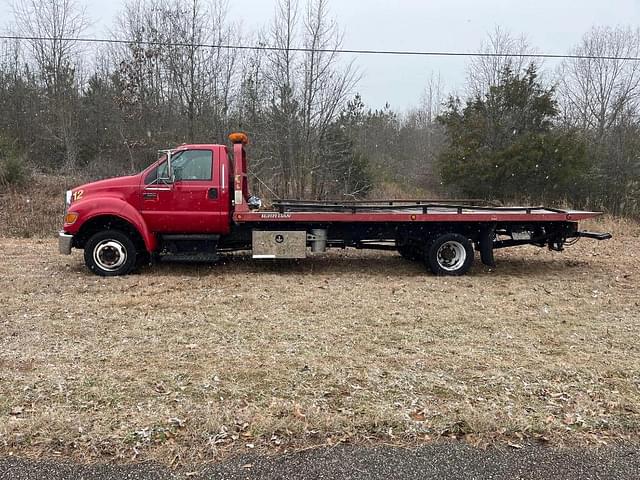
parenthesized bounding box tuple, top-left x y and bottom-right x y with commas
(234, 200, 601, 223)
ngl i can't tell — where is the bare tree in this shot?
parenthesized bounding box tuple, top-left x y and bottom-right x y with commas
(163, 0, 210, 141)
(110, 0, 166, 168)
(11, 0, 90, 169)
(411, 73, 446, 191)
(206, 0, 242, 142)
(418, 73, 444, 125)
(558, 26, 640, 135)
(264, 0, 301, 197)
(467, 26, 535, 97)
(0, 39, 36, 156)
(558, 26, 640, 215)
(262, 0, 358, 198)
(301, 0, 359, 198)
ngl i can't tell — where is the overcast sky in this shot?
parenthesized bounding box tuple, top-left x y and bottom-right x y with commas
(2, 0, 639, 109)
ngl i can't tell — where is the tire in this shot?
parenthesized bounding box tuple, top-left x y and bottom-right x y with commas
(425, 233, 474, 276)
(397, 244, 422, 261)
(84, 230, 137, 277)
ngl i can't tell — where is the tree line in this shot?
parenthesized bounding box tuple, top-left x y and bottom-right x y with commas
(0, 0, 638, 217)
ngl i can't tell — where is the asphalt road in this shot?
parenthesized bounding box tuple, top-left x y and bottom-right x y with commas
(1, 444, 639, 480)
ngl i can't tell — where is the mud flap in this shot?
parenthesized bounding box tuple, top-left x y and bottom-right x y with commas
(479, 225, 496, 267)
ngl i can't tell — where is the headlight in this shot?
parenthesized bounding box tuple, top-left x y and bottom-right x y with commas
(65, 190, 72, 209)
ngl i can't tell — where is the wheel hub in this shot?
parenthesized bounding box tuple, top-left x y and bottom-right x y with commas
(436, 241, 466, 271)
(93, 240, 127, 271)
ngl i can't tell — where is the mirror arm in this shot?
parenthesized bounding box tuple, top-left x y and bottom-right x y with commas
(156, 149, 175, 185)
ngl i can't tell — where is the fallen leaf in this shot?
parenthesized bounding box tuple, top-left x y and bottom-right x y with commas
(293, 405, 306, 420)
(410, 410, 426, 422)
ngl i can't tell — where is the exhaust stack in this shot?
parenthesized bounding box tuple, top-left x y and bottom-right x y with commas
(229, 132, 250, 213)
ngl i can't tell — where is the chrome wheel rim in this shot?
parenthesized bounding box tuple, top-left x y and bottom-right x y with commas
(436, 241, 466, 272)
(93, 240, 127, 271)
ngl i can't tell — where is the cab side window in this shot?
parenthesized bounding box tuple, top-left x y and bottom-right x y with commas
(173, 150, 213, 181)
(144, 150, 213, 184)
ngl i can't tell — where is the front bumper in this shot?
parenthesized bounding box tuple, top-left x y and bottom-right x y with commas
(59, 231, 73, 255)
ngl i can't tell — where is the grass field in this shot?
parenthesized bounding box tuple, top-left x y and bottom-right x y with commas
(0, 217, 639, 465)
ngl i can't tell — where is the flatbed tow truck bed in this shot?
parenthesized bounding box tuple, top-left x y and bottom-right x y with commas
(234, 199, 603, 223)
(227, 190, 612, 274)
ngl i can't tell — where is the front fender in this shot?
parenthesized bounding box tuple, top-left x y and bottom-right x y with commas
(66, 197, 157, 252)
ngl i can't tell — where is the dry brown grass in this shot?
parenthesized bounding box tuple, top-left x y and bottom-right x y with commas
(0, 216, 639, 466)
(0, 174, 86, 238)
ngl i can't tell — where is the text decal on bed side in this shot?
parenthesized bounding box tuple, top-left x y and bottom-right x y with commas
(260, 213, 292, 219)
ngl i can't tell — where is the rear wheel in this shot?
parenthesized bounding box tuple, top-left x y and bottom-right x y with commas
(84, 230, 137, 276)
(425, 233, 474, 276)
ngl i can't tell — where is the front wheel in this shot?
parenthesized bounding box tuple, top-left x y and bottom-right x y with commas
(84, 230, 137, 276)
(425, 233, 474, 276)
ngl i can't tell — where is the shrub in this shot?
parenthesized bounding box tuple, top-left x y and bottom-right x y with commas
(0, 153, 29, 187)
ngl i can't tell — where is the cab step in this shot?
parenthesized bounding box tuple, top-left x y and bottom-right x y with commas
(158, 234, 220, 262)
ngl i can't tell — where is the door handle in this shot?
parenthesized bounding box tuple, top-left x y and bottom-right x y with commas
(143, 192, 158, 200)
(208, 188, 218, 200)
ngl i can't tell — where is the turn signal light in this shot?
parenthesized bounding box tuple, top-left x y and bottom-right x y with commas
(229, 132, 249, 145)
(64, 212, 79, 225)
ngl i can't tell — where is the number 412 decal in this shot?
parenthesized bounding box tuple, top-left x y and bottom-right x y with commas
(72, 190, 84, 202)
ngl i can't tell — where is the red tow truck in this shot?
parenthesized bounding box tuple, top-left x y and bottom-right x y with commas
(59, 133, 611, 276)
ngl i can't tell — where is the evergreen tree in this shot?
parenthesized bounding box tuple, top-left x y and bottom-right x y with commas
(438, 65, 587, 203)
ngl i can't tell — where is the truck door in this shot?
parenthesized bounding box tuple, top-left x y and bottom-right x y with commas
(141, 149, 227, 234)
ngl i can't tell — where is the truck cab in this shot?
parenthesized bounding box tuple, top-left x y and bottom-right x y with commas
(140, 145, 232, 235)
(59, 138, 249, 276)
